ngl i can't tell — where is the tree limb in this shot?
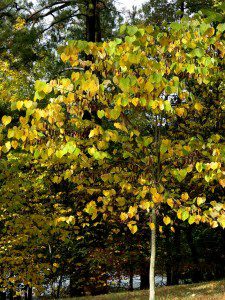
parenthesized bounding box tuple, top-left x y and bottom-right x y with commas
(26, 0, 78, 21)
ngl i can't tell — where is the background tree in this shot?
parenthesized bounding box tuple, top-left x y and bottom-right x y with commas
(139, 0, 215, 25)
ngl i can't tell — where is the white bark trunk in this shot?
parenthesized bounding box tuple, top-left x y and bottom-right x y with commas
(149, 208, 156, 300)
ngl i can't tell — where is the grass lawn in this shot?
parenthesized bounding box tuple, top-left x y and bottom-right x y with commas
(63, 279, 225, 300)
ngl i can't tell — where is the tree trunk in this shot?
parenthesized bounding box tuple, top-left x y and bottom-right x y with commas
(185, 227, 202, 283)
(87, 0, 97, 42)
(56, 275, 63, 298)
(179, 0, 185, 19)
(0, 292, 6, 300)
(166, 265, 172, 286)
(9, 289, 13, 300)
(28, 287, 32, 300)
(171, 227, 181, 285)
(70, 274, 83, 297)
(149, 208, 156, 300)
(129, 269, 134, 291)
(140, 261, 149, 290)
(96, 10, 102, 42)
(165, 227, 172, 286)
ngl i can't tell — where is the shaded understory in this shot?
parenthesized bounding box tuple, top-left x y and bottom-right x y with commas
(63, 279, 225, 300)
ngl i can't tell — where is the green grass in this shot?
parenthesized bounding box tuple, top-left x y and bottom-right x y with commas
(62, 279, 225, 300)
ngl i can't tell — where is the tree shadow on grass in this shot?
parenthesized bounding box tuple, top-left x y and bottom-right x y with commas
(156, 280, 225, 300)
(66, 280, 225, 300)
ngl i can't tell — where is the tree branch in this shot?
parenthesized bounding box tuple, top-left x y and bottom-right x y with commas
(26, 0, 78, 21)
(41, 11, 85, 33)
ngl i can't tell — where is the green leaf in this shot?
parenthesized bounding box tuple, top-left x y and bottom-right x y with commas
(127, 26, 138, 36)
(181, 211, 189, 221)
(125, 36, 136, 44)
(170, 22, 182, 31)
(152, 73, 162, 83)
(34, 91, 45, 100)
(119, 77, 130, 92)
(34, 149, 40, 159)
(97, 110, 105, 119)
(200, 23, 210, 34)
(121, 97, 129, 107)
(164, 100, 172, 112)
(187, 64, 195, 74)
(196, 162, 203, 173)
(160, 144, 167, 155)
(188, 215, 195, 225)
(217, 23, 225, 33)
(110, 106, 121, 120)
(192, 48, 204, 58)
(35, 80, 47, 92)
(119, 24, 127, 34)
(143, 136, 153, 147)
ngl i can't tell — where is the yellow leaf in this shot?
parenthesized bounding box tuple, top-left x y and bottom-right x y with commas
(175, 107, 185, 117)
(24, 100, 33, 109)
(89, 127, 99, 138)
(52, 176, 62, 184)
(177, 210, 182, 219)
(2, 115, 12, 126)
(150, 187, 157, 195)
(66, 215, 75, 224)
(5, 141, 11, 151)
(163, 216, 171, 225)
(181, 192, 189, 202)
(67, 93, 75, 103)
(211, 221, 218, 228)
(48, 148, 54, 156)
(120, 212, 128, 221)
(11, 140, 18, 149)
(219, 179, 225, 188)
(19, 116, 27, 126)
(128, 223, 138, 234)
(16, 101, 24, 110)
(167, 198, 174, 208)
(149, 222, 155, 230)
(151, 100, 158, 110)
(197, 197, 206, 206)
(158, 100, 164, 110)
(194, 102, 203, 112)
(218, 215, 225, 229)
(84, 201, 97, 215)
(139, 200, 151, 210)
(114, 122, 128, 132)
(116, 197, 126, 206)
(210, 162, 219, 170)
(61, 53, 69, 63)
(145, 81, 154, 93)
(53, 263, 59, 268)
(152, 193, 163, 203)
(7, 129, 14, 139)
(132, 98, 139, 106)
(43, 84, 52, 94)
(128, 205, 138, 218)
(13, 17, 26, 30)
(71, 72, 80, 82)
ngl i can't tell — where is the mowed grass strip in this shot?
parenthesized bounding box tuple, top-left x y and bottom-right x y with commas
(62, 279, 225, 300)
